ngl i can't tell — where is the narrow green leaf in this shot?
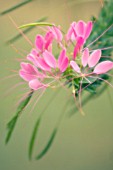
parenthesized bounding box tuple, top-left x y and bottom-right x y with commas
(5, 115, 18, 144)
(5, 90, 33, 144)
(19, 22, 54, 29)
(36, 128, 57, 160)
(0, 0, 32, 15)
(29, 116, 41, 160)
(82, 77, 98, 84)
(6, 17, 48, 44)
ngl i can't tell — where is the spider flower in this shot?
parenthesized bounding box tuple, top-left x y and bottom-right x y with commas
(66, 20, 92, 43)
(19, 48, 69, 90)
(19, 62, 46, 90)
(27, 48, 69, 73)
(19, 20, 113, 93)
(66, 20, 93, 59)
(27, 26, 63, 68)
(70, 48, 113, 75)
(47, 25, 63, 42)
(35, 31, 54, 53)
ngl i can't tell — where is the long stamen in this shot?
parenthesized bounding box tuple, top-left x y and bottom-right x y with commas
(8, 16, 34, 47)
(10, 44, 27, 58)
(89, 46, 113, 52)
(89, 76, 113, 89)
(86, 24, 113, 48)
(4, 82, 25, 97)
(29, 89, 46, 114)
(0, 74, 19, 82)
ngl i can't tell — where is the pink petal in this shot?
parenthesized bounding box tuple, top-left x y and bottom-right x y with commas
(88, 49, 101, 68)
(45, 31, 54, 50)
(53, 26, 63, 42)
(66, 23, 74, 42)
(35, 57, 51, 71)
(35, 35, 44, 51)
(93, 61, 113, 74)
(58, 49, 69, 72)
(82, 48, 89, 67)
(73, 37, 84, 59)
(71, 22, 77, 37)
(84, 21, 93, 40)
(48, 44, 52, 53)
(19, 62, 44, 81)
(30, 48, 38, 56)
(58, 49, 66, 67)
(75, 20, 85, 37)
(19, 70, 36, 81)
(73, 45, 79, 59)
(20, 62, 29, 70)
(60, 57, 69, 72)
(66, 22, 77, 42)
(71, 32, 76, 41)
(27, 54, 37, 66)
(27, 49, 39, 65)
(70, 61, 81, 73)
(20, 62, 37, 74)
(29, 79, 45, 90)
(43, 50, 56, 68)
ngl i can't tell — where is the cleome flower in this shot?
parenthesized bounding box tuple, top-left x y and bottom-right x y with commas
(47, 25, 63, 43)
(66, 20, 92, 43)
(70, 48, 113, 76)
(19, 20, 113, 93)
(19, 48, 69, 90)
(35, 31, 54, 53)
(66, 20, 93, 59)
(27, 48, 69, 73)
(19, 62, 47, 90)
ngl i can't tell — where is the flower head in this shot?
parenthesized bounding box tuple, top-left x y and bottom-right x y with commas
(19, 21, 113, 95)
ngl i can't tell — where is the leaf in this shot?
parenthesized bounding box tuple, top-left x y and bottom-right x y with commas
(5, 90, 33, 144)
(0, 0, 32, 16)
(19, 22, 54, 29)
(29, 116, 41, 160)
(85, 86, 97, 94)
(5, 115, 18, 144)
(36, 128, 57, 160)
(82, 77, 98, 84)
(6, 17, 48, 44)
(28, 90, 61, 160)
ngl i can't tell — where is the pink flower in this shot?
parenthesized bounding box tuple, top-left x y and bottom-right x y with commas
(35, 31, 54, 52)
(28, 49, 69, 73)
(19, 62, 46, 90)
(27, 49, 51, 72)
(66, 20, 93, 59)
(27, 49, 39, 65)
(66, 20, 93, 43)
(41, 49, 69, 72)
(70, 48, 113, 75)
(20, 48, 69, 90)
(47, 26, 63, 42)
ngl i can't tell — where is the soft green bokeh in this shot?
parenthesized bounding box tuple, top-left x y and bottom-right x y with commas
(0, 0, 113, 170)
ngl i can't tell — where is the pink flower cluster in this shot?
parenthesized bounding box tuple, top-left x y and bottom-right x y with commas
(19, 20, 113, 91)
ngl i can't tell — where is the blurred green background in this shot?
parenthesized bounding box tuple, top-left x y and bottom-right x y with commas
(0, 0, 113, 170)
